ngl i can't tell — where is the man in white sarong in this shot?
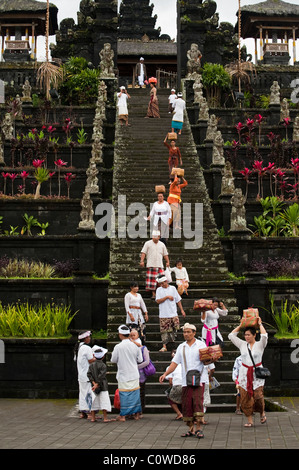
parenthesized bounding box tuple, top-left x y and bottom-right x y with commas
(135, 57, 147, 87)
(75, 330, 96, 418)
(111, 325, 143, 421)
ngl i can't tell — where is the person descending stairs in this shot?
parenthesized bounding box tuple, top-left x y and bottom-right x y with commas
(105, 87, 241, 413)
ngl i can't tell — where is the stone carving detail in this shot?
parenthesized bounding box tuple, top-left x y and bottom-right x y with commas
(212, 130, 225, 166)
(85, 160, 100, 195)
(99, 43, 115, 78)
(78, 191, 95, 230)
(186, 43, 202, 79)
(293, 116, 299, 142)
(280, 98, 290, 122)
(221, 161, 235, 196)
(193, 75, 204, 105)
(230, 188, 248, 232)
(269, 81, 280, 105)
(197, 97, 209, 121)
(1, 113, 14, 140)
(22, 80, 32, 103)
(206, 114, 218, 141)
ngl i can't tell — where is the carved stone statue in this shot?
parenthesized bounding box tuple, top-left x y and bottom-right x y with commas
(221, 161, 235, 196)
(230, 188, 248, 232)
(14, 95, 23, 120)
(186, 43, 202, 79)
(270, 81, 280, 105)
(86, 160, 99, 194)
(22, 80, 32, 103)
(293, 116, 299, 142)
(99, 43, 115, 78)
(205, 114, 218, 141)
(212, 130, 225, 165)
(280, 98, 290, 122)
(78, 191, 95, 230)
(193, 75, 204, 105)
(197, 97, 209, 121)
(1, 113, 14, 140)
(91, 135, 103, 164)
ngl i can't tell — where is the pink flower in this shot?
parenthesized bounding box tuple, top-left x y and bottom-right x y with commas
(266, 162, 275, 172)
(49, 171, 56, 178)
(239, 168, 252, 180)
(283, 117, 290, 126)
(8, 173, 17, 180)
(32, 159, 44, 168)
(255, 114, 264, 124)
(267, 132, 276, 142)
(246, 118, 255, 129)
(54, 159, 67, 168)
(47, 126, 56, 133)
(64, 172, 76, 182)
(252, 160, 263, 172)
(235, 122, 244, 132)
(2, 172, 10, 179)
(276, 169, 286, 179)
(20, 171, 29, 179)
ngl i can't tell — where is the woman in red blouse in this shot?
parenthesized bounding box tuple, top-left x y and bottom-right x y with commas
(163, 135, 183, 177)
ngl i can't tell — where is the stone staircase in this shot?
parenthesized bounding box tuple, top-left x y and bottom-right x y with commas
(106, 88, 240, 413)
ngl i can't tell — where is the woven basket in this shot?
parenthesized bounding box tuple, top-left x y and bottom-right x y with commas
(171, 167, 184, 177)
(155, 185, 165, 193)
(167, 132, 177, 140)
(193, 299, 213, 311)
(199, 345, 223, 364)
(240, 308, 259, 329)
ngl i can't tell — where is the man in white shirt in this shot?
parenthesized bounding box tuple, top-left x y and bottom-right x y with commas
(135, 57, 147, 87)
(75, 330, 96, 418)
(155, 275, 186, 352)
(147, 192, 172, 245)
(117, 86, 131, 126)
(159, 323, 207, 439)
(111, 325, 143, 421)
(140, 230, 170, 298)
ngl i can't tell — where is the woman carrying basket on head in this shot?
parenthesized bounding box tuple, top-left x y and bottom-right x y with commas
(145, 78, 160, 118)
(228, 317, 268, 427)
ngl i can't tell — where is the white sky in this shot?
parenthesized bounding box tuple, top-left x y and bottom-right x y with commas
(36, 0, 299, 62)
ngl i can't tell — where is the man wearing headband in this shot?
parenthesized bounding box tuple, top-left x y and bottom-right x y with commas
(140, 231, 170, 299)
(135, 57, 147, 87)
(87, 347, 115, 422)
(75, 331, 96, 419)
(155, 275, 186, 352)
(159, 323, 208, 439)
(111, 325, 143, 421)
(168, 88, 177, 114)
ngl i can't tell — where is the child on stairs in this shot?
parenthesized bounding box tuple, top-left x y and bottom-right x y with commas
(170, 258, 189, 296)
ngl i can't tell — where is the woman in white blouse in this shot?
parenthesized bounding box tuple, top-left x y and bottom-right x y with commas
(228, 317, 268, 427)
(124, 282, 148, 344)
(201, 298, 228, 347)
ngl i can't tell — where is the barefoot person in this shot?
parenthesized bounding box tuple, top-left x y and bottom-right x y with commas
(155, 275, 186, 352)
(87, 347, 115, 423)
(228, 318, 268, 427)
(111, 325, 143, 422)
(159, 323, 208, 439)
(74, 330, 96, 419)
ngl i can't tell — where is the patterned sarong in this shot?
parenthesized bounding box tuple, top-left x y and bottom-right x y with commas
(147, 98, 160, 118)
(146, 267, 164, 291)
(181, 385, 204, 422)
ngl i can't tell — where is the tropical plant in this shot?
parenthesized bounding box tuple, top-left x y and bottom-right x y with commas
(281, 203, 299, 237)
(34, 167, 50, 199)
(22, 213, 39, 236)
(59, 56, 100, 105)
(268, 292, 299, 337)
(77, 127, 88, 145)
(201, 63, 231, 107)
(54, 158, 67, 197)
(0, 258, 55, 278)
(0, 301, 77, 337)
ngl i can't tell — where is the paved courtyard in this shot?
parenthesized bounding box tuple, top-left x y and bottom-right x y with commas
(0, 397, 299, 451)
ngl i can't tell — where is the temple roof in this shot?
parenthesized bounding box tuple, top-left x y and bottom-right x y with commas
(0, 0, 58, 35)
(241, 0, 299, 16)
(118, 39, 177, 57)
(237, 0, 299, 38)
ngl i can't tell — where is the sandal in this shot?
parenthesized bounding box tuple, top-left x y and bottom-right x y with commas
(260, 415, 267, 424)
(159, 347, 167, 352)
(244, 422, 254, 427)
(181, 431, 194, 438)
(195, 430, 204, 439)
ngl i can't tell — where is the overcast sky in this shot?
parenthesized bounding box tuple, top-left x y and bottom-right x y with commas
(37, 0, 299, 61)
